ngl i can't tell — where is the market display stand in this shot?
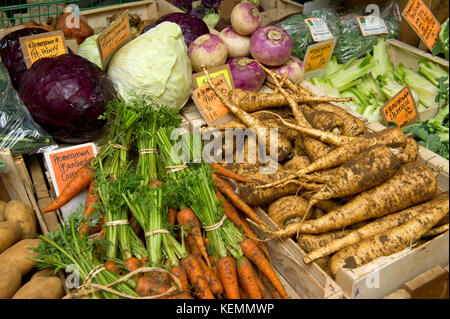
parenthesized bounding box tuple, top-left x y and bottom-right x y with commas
(384, 265, 449, 299)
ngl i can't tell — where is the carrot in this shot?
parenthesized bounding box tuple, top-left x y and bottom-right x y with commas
(227, 88, 354, 112)
(217, 256, 240, 299)
(140, 257, 149, 266)
(78, 182, 98, 238)
(240, 238, 289, 299)
(236, 256, 262, 299)
(254, 273, 273, 299)
(136, 272, 171, 298)
(217, 190, 270, 258)
(168, 207, 177, 226)
(212, 175, 267, 227)
(104, 261, 122, 275)
(124, 257, 141, 272)
(170, 265, 190, 293)
(197, 255, 224, 296)
(216, 191, 258, 240)
(329, 192, 449, 277)
(168, 292, 194, 299)
(210, 162, 255, 183)
(255, 162, 438, 238)
(185, 235, 224, 295)
(259, 271, 281, 299)
(43, 166, 94, 213)
(177, 208, 211, 268)
(239, 286, 249, 299)
(181, 255, 215, 299)
(304, 193, 450, 264)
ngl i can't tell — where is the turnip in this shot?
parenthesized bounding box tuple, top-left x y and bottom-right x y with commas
(227, 57, 266, 91)
(250, 26, 292, 66)
(230, 2, 261, 36)
(219, 27, 251, 58)
(188, 33, 228, 72)
(267, 56, 304, 84)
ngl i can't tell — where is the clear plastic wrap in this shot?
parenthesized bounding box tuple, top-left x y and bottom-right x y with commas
(276, 8, 341, 61)
(336, 0, 401, 63)
(0, 61, 56, 156)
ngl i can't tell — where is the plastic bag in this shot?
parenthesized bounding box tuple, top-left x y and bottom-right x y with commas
(336, 0, 401, 63)
(0, 61, 56, 156)
(276, 8, 341, 61)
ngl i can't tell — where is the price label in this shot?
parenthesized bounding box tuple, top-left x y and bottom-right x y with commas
(44, 143, 97, 222)
(356, 15, 388, 37)
(19, 31, 68, 68)
(380, 86, 419, 128)
(97, 10, 132, 70)
(192, 74, 235, 126)
(303, 37, 336, 79)
(402, 0, 441, 51)
(305, 17, 333, 42)
(192, 64, 235, 89)
(44, 143, 97, 195)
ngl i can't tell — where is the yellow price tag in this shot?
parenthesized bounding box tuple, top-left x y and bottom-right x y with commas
(303, 38, 336, 75)
(19, 31, 68, 69)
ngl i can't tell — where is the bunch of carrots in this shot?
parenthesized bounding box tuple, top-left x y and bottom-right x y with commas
(39, 97, 288, 299)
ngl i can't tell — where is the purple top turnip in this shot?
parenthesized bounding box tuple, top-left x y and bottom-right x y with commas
(219, 27, 251, 59)
(228, 57, 266, 91)
(267, 56, 304, 84)
(188, 33, 228, 72)
(230, 2, 262, 36)
(250, 26, 292, 67)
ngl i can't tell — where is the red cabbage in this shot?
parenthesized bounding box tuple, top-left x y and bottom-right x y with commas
(145, 13, 209, 48)
(173, 0, 193, 13)
(0, 28, 48, 87)
(18, 54, 116, 143)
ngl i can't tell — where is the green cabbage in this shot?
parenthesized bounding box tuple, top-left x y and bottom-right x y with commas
(77, 34, 102, 69)
(107, 22, 192, 110)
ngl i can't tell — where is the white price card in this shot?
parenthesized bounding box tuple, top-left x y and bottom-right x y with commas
(356, 15, 388, 37)
(305, 17, 333, 42)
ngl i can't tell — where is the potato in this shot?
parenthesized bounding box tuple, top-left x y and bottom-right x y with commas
(0, 239, 40, 276)
(0, 221, 22, 253)
(4, 200, 36, 239)
(31, 268, 55, 280)
(268, 196, 309, 227)
(0, 265, 22, 299)
(0, 200, 7, 222)
(12, 276, 64, 299)
(283, 156, 311, 172)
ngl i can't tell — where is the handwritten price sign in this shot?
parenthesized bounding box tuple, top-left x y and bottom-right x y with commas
(402, 0, 441, 51)
(380, 86, 419, 128)
(303, 37, 336, 79)
(19, 31, 68, 68)
(45, 143, 97, 195)
(97, 10, 132, 69)
(192, 74, 234, 126)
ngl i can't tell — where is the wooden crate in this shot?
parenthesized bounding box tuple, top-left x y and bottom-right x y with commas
(302, 38, 449, 122)
(252, 207, 344, 299)
(385, 39, 449, 121)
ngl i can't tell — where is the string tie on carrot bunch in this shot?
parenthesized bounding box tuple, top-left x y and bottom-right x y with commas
(144, 229, 170, 237)
(104, 220, 129, 227)
(64, 265, 183, 299)
(203, 215, 228, 232)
